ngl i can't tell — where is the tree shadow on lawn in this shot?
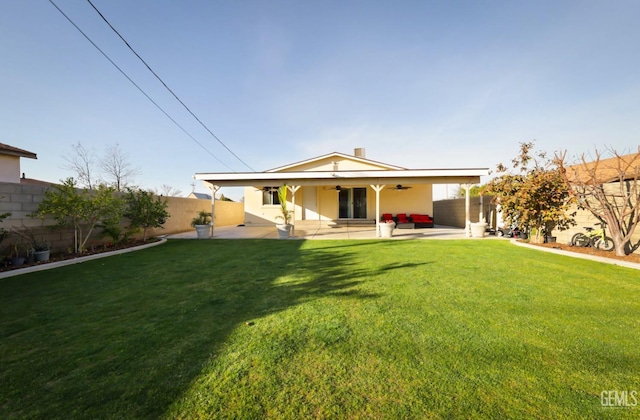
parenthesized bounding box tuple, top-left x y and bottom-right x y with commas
(0, 239, 395, 418)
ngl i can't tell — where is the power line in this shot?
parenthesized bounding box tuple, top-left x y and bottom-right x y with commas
(86, 0, 256, 172)
(48, 0, 236, 171)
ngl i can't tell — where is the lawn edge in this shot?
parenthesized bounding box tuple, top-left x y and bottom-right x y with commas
(0, 238, 168, 279)
(511, 238, 640, 270)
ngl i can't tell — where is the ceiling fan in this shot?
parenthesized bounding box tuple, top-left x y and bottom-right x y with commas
(324, 185, 343, 191)
(394, 184, 412, 190)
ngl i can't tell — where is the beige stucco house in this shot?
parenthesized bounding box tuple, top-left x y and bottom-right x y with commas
(195, 148, 487, 235)
(0, 143, 37, 183)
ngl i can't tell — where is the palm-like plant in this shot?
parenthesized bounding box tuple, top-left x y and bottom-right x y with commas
(276, 185, 292, 225)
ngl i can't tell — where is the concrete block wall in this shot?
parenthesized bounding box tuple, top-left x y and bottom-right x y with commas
(433, 196, 497, 228)
(0, 183, 244, 254)
(552, 206, 640, 254)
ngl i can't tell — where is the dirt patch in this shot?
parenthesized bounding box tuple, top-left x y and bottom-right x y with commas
(0, 239, 161, 273)
(527, 241, 640, 264)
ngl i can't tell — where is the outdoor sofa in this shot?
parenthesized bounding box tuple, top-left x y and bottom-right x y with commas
(381, 213, 435, 228)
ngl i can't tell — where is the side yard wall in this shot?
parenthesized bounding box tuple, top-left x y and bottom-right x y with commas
(552, 206, 640, 254)
(433, 196, 497, 228)
(0, 183, 244, 254)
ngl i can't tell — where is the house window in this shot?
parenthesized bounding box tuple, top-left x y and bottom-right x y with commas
(262, 188, 280, 205)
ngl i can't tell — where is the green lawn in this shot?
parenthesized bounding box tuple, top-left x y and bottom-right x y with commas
(1, 239, 638, 419)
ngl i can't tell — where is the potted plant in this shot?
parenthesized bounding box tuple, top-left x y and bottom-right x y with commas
(9, 242, 26, 266)
(191, 211, 212, 239)
(34, 240, 51, 262)
(379, 219, 396, 238)
(275, 185, 292, 239)
(470, 218, 489, 238)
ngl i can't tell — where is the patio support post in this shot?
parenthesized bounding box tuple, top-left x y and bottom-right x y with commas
(371, 184, 385, 237)
(288, 185, 300, 236)
(207, 183, 220, 238)
(463, 184, 471, 237)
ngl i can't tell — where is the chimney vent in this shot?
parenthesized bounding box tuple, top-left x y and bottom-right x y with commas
(354, 148, 366, 158)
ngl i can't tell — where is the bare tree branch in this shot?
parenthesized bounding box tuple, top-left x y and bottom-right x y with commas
(555, 147, 640, 256)
(99, 144, 140, 191)
(153, 185, 183, 197)
(63, 142, 99, 189)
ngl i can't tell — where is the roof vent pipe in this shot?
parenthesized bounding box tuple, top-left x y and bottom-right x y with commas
(354, 148, 366, 158)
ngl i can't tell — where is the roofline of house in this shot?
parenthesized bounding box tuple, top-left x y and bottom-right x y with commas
(0, 143, 37, 159)
(265, 151, 406, 172)
(195, 168, 488, 187)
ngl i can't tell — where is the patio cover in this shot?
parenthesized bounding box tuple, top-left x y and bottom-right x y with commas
(194, 168, 488, 236)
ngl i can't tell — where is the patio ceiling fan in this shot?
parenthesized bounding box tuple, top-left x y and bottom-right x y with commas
(393, 184, 412, 190)
(324, 185, 343, 191)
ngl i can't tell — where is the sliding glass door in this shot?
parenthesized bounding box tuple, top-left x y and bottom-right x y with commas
(338, 187, 367, 219)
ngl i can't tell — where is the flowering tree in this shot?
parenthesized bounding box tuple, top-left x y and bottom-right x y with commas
(555, 148, 640, 256)
(485, 142, 576, 244)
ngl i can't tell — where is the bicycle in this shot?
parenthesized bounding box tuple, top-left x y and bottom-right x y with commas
(570, 223, 615, 251)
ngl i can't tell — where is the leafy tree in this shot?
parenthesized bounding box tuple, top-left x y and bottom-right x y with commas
(456, 184, 485, 197)
(555, 148, 640, 256)
(123, 188, 170, 242)
(32, 178, 123, 253)
(485, 142, 575, 244)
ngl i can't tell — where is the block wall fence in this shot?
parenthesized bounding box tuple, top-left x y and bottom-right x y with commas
(433, 196, 498, 228)
(0, 182, 244, 254)
(434, 194, 639, 254)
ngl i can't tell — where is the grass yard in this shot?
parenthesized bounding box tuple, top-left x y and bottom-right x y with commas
(1, 239, 639, 419)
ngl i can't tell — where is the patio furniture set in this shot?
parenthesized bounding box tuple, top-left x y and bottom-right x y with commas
(381, 213, 435, 229)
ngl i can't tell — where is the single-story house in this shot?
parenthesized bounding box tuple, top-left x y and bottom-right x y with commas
(0, 143, 37, 184)
(195, 148, 488, 236)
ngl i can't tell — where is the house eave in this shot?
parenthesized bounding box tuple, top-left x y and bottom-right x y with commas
(194, 168, 488, 187)
(0, 143, 37, 159)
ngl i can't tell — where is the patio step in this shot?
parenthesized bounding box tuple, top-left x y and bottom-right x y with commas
(295, 219, 376, 229)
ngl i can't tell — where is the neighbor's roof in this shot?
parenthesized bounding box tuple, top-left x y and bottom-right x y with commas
(566, 150, 640, 184)
(0, 143, 37, 159)
(188, 192, 213, 200)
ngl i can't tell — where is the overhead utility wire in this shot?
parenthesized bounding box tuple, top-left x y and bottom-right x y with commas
(48, 0, 235, 171)
(86, 0, 256, 172)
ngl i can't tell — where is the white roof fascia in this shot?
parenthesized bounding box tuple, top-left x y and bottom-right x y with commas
(195, 168, 488, 186)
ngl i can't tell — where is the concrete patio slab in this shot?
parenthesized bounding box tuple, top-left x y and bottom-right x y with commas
(166, 225, 498, 240)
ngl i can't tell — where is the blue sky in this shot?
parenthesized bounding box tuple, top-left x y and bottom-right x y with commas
(2, 1, 639, 200)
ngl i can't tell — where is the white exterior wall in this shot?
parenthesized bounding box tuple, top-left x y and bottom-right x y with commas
(0, 155, 20, 183)
(244, 186, 286, 226)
